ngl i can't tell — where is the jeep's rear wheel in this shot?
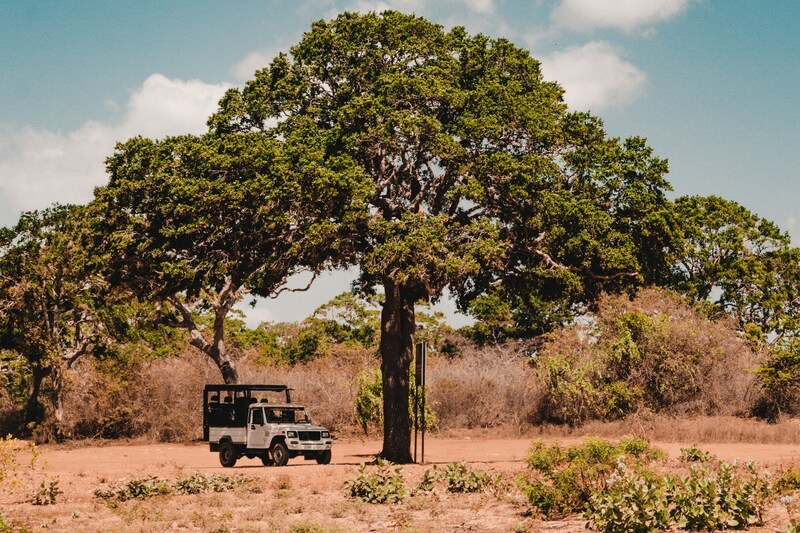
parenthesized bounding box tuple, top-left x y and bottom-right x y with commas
(316, 450, 332, 465)
(219, 441, 237, 468)
(271, 441, 289, 467)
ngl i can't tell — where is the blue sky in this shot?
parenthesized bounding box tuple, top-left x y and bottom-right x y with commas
(1, 0, 798, 325)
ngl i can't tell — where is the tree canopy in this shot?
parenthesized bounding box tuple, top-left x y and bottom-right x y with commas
(91, 130, 365, 383)
(209, 11, 676, 461)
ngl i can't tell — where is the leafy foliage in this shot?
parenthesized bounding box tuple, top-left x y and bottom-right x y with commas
(517, 436, 663, 518)
(345, 460, 406, 504)
(93, 472, 251, 502)
(0, 435, 39, 492)
(439, 462, 495, 493)
(32, 478, 62, 505)
(534, 288, 755, 425)
(679, 444, 713, 463)
(585, 460, 772, 532)
(755, 338, 800, 420)
(355, 369, 436, 435)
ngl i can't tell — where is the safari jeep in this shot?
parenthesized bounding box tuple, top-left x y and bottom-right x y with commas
(203, 384, 333, 467)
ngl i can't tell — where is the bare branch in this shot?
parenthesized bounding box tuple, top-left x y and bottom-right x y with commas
(271, 270, 321, 297)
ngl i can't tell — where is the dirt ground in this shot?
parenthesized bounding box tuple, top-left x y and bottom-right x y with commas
(3, 436, 800, 532)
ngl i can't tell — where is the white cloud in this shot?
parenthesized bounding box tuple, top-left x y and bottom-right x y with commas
(232, 48, 281, 81)
(0, 74, 230, 227)
(541, 41, 647, 111)
(552, 0, 690, 33)
(120, 74, 230, 139)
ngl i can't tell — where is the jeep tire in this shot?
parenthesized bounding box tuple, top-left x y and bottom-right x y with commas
(219, 441, 237, 468)
(271, 441, 289, 467)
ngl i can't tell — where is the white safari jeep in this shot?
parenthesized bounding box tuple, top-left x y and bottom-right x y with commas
(203, 384, 333, 467)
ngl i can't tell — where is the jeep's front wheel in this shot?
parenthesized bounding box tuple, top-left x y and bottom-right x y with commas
(271, 441, 289, 467)
(260, 455, 273, 466)
(316, 450, 332, 465)
(219, 441, 237, 468)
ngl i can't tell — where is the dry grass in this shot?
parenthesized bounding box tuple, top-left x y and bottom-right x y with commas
(40, 290, 783, 445)
(427, 343, 543, 434)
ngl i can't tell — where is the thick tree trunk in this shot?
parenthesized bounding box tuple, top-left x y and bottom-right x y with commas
(25, 362, 47, 426)
(379, 277, 416, 464)
(50, 360, 65, 442)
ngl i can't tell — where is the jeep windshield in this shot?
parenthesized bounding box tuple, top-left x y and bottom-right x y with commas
(266, 407, 310, 424)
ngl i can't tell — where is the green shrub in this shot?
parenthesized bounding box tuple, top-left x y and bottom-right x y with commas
(441, 462, 494, 493)
(94, 472, 249, 502)
(518, 437, 663, 518)
(345, 460, 406, 504)
(585, 460, 670, 533)
(679, 444, 712, 463)
(776, 468, 800, 494)
(535, 289, 756, 425)
(666, 462, 771, 530)
(0, 435, 39, 494)
(173, 472, 239, 494)
(33, 478, 62, 505)
(586, 460, 773, 532)
(355, 369, 436, 435)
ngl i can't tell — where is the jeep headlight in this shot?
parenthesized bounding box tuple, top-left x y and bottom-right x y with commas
(286, 430, 297, 438)
(321, 431, 330, 438)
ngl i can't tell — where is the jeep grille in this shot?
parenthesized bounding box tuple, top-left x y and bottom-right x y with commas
(298, 431, 321, 441)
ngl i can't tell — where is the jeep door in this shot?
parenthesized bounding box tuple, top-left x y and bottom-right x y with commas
(247, 407, 268, 449)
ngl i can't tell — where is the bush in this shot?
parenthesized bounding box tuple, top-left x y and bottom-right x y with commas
(94, 472, 250, 502)
(0, 435, 39, 492)
(535, 289, 756, 425)
(586, 459, 670, 533)
(33, 478, 62, 505)
(666, 462, 771, 530)
(755, 339, 800, 421)
(345, 460, 406, 504)
(440, 462, 494, 493)
(354, 369, 436, 435)
(517, 437, 664, 518)
(585, 460, 773, 532)
(679, 444, 713, 463)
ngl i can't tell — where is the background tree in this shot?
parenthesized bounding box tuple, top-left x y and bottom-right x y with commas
(0, 205, 118, 438)
(92, 132, 363, 383)
(669, 195, 797, 339)
(209, 11, 675, 462)
(670, 195, 789, 303)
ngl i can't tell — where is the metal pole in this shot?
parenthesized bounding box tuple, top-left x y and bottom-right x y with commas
(420, 342, 426, 464)
(413, 344, 420, 463)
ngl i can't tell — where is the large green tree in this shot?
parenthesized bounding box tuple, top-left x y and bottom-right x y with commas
(92, 131, 363, 383)
(209, 11, 674, 462)
(0, 205, 118, 438)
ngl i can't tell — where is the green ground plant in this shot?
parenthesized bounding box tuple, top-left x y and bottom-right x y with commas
(345, 460, 406, 504)
(32, 478, 62, 505)
(585, 459, 773, 532)
(679, 444, 713, 463)
(517, 436, 664, 518)
(413, 462, 498, 495)
(0, 435, 39, 492)
(355, 369, 436, 435)
(94, 472, 251, 502)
